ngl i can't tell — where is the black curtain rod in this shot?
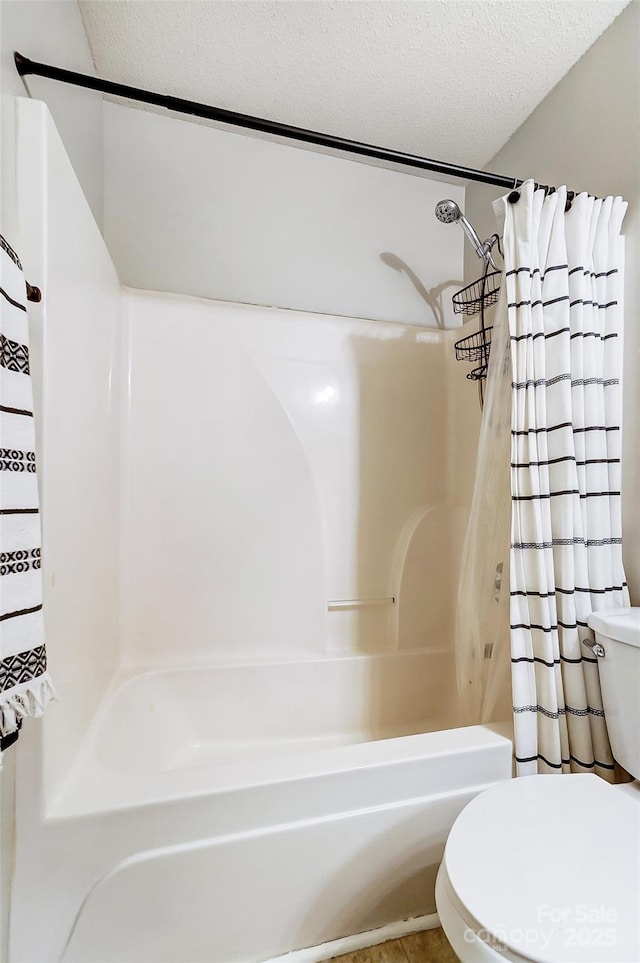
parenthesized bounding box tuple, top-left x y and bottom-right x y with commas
(15, 50, 542, 193)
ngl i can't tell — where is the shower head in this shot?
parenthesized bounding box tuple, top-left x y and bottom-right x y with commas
(435, 199, 463, 224)
(435, 198, 487, 261)
(435, 199, 501, 270)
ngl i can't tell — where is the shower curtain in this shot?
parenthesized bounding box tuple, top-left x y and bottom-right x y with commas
(502, 181, 629, 779)
(455, 180, 629, 779)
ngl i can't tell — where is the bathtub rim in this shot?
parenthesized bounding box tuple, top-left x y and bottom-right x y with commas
(47, 717, 513, 821)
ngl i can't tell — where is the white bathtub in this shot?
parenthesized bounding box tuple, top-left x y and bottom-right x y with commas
(87, 651, 458, 781)
(11, 654, 512, 963)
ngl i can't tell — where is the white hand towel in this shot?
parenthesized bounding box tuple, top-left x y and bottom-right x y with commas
(0, 234, 54, 746)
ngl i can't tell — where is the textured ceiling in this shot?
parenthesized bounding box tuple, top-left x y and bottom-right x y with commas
(79, 0, 628, 171)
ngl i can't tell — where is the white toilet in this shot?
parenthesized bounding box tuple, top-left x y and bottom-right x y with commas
(436, 607, 640, 963)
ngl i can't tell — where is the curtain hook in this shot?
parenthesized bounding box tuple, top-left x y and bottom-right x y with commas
(508, 178, 520, 205)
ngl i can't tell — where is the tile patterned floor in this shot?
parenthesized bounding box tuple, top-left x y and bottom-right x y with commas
(323, 927, 459, 963)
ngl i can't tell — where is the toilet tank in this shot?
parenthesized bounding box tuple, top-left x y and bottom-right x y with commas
(588, 608, 640, 778)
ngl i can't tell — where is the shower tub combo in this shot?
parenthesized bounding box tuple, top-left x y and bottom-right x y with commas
(10, 100, 513, 963)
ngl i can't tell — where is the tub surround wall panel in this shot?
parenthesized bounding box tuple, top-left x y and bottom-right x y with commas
(120, 290, 327, 666)
(103, 102, 464, 328)
(15, 100, 121, 805)
(120, 290, 459, 666)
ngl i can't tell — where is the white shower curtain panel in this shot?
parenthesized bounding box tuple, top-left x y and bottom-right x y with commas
(501, 181, 629, 779)
(454, 281, 512, 727)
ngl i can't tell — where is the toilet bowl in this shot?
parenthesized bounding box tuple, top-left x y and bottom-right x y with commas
(436, 608, 640, 963)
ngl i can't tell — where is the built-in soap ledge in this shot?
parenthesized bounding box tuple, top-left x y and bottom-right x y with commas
(327, 597, 396, 611)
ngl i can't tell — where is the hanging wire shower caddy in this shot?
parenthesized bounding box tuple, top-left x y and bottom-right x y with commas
(453, 268, 501, 383)
(433, 199, 503, 407)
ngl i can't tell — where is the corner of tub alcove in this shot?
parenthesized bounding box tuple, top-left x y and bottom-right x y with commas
(394, 507, 454, 648)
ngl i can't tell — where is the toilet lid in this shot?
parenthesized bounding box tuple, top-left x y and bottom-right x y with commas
(443, 774, 640, 962)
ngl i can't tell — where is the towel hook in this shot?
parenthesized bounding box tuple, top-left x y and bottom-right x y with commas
(26, 281, 41, 303)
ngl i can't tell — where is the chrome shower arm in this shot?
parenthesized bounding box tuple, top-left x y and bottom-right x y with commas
(457, 215, 485, 258)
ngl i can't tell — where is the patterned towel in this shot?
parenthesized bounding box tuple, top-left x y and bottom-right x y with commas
(0, 234, 54, 747)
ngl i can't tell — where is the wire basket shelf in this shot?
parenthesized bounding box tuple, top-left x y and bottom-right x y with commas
(452, 271, 501, 317)
(454, 325, 493, 366)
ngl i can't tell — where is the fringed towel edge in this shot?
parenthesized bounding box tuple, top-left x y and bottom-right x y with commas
(0, 674, 56, 738)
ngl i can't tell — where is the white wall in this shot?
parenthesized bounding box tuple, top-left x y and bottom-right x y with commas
(0, 0, 103, 235)
(464, 0, 640, 601)
(103, 102, 464, 327)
